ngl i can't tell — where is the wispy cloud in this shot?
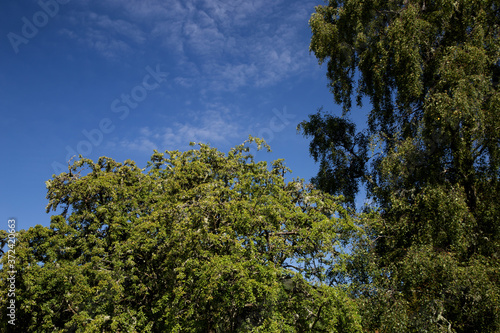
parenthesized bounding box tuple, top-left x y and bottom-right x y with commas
(118, 105, 243, 152)
(60, 11, 146, 59)
(89, 12, 146, 44)
(62, 0, 316, 87)
(119, 136, 158, 153)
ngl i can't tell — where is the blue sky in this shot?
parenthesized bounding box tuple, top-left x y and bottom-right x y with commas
(1, 0, 368, 231)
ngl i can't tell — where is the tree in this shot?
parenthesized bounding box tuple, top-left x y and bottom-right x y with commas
(0, 137, 362, 332)
(299, 1, 500, 332)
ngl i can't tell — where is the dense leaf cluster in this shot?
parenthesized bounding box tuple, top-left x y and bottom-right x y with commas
(1, 1, 499, 331)
(0, 138, 362, 332)
(300, 0, 500, 332)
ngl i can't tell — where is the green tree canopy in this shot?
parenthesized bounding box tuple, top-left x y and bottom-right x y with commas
(0, 138, 362, 332)
(299, 0, 500, 332)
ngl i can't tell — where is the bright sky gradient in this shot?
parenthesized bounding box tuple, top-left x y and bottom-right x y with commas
(1, 0, 368, 231)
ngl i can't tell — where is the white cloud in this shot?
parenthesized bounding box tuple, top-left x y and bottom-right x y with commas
(118, 106, 244, 152)
(119, 136, 158, 153)
(60, 11, 146, 59)
(89, 12, 146, 44)
(163, 109, 241, 148)
(64, 0, 317, 87)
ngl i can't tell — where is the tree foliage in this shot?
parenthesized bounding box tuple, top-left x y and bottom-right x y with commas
(297, 108, 369, 208)
(0, 138, 362, 332)
(300, 0, 500, 332)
